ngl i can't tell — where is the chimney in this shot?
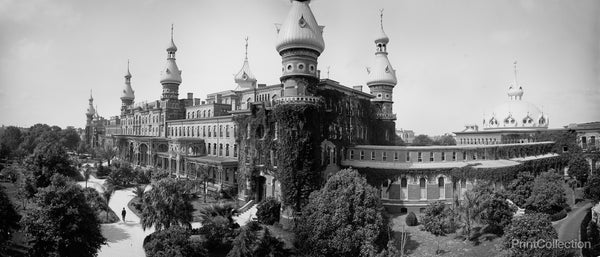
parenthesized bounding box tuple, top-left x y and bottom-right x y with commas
(353, 85, 363, 92)
(187, 93, 193, 100)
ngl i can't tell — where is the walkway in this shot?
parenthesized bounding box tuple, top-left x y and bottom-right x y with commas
(553, 200, 593, 242)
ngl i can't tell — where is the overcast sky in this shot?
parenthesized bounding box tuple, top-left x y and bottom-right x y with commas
(0, 0, 598, 135)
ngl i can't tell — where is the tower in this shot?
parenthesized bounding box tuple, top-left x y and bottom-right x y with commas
(366, 10, 397, 143)
(234, 37, 257, 90)
(160, 25, 182, 101)
(121, 60, 135, 115)
(160, 25, 183, 122)
(85, 90, 96, 146)
(274, 0, 325, 104)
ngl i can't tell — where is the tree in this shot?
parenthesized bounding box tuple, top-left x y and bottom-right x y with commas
(434, 134, 456, 145)
(477, 191, 515, 235)
(95, 146, 116, 166)
(102, 186, 114, 222)
(141, 178, 194, 231)
(256, 197, 281, 225)
(227, 227, 257, 257)
(0, 185, 21, 250)
(30, 141, 79, 187)
(143, 226, 207, 257)
(502, 213, 562, 257)
(22, 175, 106, 257)
(227, 226, 287, 257)
(505, 172, 534, 207)
(106, 165, 135, 188)
(568, 155, 590, 186)
(421, 201, 451, 254)
(0, 126, 23, 158)
(454, 191, 481, 237)
(59, 127, 81, 151)
(192, 165, 214, 203)
(295, 169, 389, 257)
(84, 166, 92, 188)
(584, 174, 600, 202)
(412, 134, 434, 146)
(525, 171, 567, 215)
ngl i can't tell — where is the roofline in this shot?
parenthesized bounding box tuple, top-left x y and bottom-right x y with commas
(351, 141, 554, 151)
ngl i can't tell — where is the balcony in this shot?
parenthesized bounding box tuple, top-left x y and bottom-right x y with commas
(273, 96, 322, 105)
(376, 113, 397, 120)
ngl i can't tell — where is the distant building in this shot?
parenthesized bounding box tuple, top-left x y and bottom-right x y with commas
(396, 129, 415, 144)
(565, 121, 600, 171)
(87, 0, 565, 215)
(454, 62, 549, 145)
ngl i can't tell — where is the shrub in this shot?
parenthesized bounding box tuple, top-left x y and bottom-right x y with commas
(134, 169, 150, 185)
(256, 197, 281, 225)
(549, 209, 567, 221)
(405, 212, 418, 226)
(96, 165, 111, 178)
(143, 226, 207, 257)
(198, 216, 236, 251)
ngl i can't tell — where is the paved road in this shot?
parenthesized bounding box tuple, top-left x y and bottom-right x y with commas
(553, 200, 593, 242)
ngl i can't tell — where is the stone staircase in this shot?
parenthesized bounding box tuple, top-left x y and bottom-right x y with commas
(234, 201, 257, 226)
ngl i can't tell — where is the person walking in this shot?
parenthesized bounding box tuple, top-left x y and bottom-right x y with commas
(121, 207, 126, 222)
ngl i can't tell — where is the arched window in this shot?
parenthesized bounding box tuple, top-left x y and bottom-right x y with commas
(420, 178, 427, 200)
(219, 125, 223, 137)
(401, 178, 408, 200)
(438, 177, 445, 199)
(226, 125, 230, 137)
(213, 143, 216, 155)
(203, 110, 206, 117)
(226, 144, 230, 156)
(207, 143, 211, 155)
(208, 110, 211, 117)
(219, 144, 223, 156)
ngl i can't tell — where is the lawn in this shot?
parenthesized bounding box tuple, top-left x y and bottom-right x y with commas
(390, 214, 504, 257)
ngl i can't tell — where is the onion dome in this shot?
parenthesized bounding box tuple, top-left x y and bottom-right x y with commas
(366, 10, 397, 87)
(160, 25, 182, 85)
(484, 62, 548, 130)
(366, 55, 397, 86)
(275, 0, 325, 54)
(86, 91, 96, 116)
(121, 61, 135, 100)
(234, 37, 257, 89)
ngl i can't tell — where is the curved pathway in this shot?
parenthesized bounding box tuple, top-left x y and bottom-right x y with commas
(553, 200, 593, 242)
(98, 187, 154, 257)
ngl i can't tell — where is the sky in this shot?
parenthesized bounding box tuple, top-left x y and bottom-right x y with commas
(0, 0, 598, 135)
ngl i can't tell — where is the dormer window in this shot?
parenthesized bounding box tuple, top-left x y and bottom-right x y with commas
(504, 116, 515, 125)
(523, 116, 533, 124)
(539, 117, 546, 125)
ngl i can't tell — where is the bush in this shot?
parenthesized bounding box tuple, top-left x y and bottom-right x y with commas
(143, 226, 207, 257)
(96, 165, 111, 178)
(549, 209, 567, 221)
(256, 197, 281, 225)
(134, 168, 150, 185)
(198, 216, 236, 251)
(106, 165, 135, 188)
(405, 212, 418, 226)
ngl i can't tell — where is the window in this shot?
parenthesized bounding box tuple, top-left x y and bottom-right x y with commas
(582, 136, 588, 149)
(208, 126, 211, 137)
(213, 125, 217, 137)
(441, 152, 446, 161)
(406, 152, 410, 162)
(234, 144, 238, 158)
(213, 143, 216, 155)
(219, 144, 223, 156)
(219, 125, 223, 137)
(360, 151, 365, 160)
(394, 152, 399, 161)
(226, 144, 230, 156)
(438, 177, 445, 199)
(350, 150, 354, 160)
(419, 178, 426, 200)
(472, 152, 477, 160)
(429, 152, 434, 162)
(417, 152, 422, 162)
(452, 152, 456, 161)
(371, 151, 375, 160)
(225, 169, 229, 182)
(208, 144, 211, 155)
(401, 178, 408, 200)
(382, 152, 387, 161)
(463, 151, 467, 160)
(226, 125, 230, 137)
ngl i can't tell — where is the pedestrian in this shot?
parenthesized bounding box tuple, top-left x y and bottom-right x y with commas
(121, 207, 126, 222)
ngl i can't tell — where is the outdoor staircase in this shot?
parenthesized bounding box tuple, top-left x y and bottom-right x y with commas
(234, 200, 257, 226)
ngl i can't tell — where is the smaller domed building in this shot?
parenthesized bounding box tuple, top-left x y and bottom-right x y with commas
(455, 62, 550, 145)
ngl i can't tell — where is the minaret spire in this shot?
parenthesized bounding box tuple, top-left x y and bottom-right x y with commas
(380, 8, 384, 30)
(244, 36, 249, 60)
(513, 60, 518, 85)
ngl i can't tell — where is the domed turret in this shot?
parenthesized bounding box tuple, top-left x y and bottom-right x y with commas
(275, 0, 325, 55)
(86, 90, 96, 117)
(366, 9, 397, 121)
(234, 37, 257, 90)
(121, 60, 135, 101)
(160, 25, 182, 86)
(484, 62, 549, 130)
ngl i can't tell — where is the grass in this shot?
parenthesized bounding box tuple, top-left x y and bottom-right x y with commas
(390, 214, 504, 257)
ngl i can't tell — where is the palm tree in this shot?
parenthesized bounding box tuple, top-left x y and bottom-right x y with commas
(102, 187, 114, 221)
(133, 185, 146, 199)
(140, 178, 193, 231)
(193, 165, 214, 203)
(454, 191, 482, 237)
(199, 202, 239, 226)
(83, 167, 91, 188)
